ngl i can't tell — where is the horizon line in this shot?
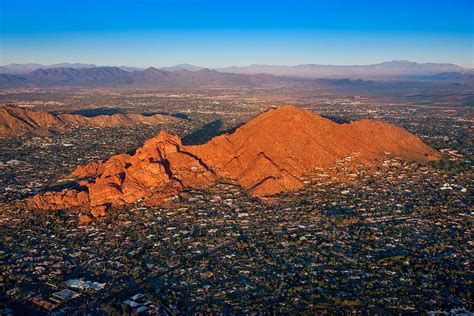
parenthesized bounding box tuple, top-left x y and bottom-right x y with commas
(1, 59, 471, 70)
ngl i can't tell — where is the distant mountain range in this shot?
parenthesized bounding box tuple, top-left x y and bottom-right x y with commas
(218, 60, 470, 79)
(0, 61, 471, 87)
(0, 67, 278, 87)
(0, 63, 98, 74)
(0, 62, 202, 74)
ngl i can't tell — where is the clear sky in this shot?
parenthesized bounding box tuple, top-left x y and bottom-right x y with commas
(0, 0, 473, 68)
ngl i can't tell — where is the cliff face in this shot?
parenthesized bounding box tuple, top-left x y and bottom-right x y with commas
(26, 105, 442, 215)
(0, 105, 178, 136)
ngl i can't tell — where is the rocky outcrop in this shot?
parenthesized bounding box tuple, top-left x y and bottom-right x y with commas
(80, 131, 217, 208)
(0, 105, 179, 137)
(188, 105, 441, 195)
(70, 161, 105, 179)
(26, 189, 90, 210)
(26, 105, 442, 217)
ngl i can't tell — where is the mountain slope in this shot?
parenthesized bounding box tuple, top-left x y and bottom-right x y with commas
(0, 105, 179, 137)
(188, 105, 441, 194)
(26, 105, 441, 214)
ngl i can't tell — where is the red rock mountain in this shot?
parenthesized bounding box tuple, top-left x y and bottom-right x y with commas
(0, 105, 179, 136)
(26, 105, 441, 215)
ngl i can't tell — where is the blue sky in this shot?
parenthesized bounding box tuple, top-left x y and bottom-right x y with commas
(1, 0, 472, 67)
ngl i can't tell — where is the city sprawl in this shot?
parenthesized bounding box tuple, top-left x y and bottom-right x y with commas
(0, 85, 472, 315)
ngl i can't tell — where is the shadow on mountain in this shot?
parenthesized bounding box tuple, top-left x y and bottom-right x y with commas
(321, 115, 351, 124)
(67, 107, 126, 117)
(142, 111, 191, 120)
(182, 120, 243, 145)
(172, 113, 192, 120)
(34, 181, 88, 195)
(62, 108, 191, 120)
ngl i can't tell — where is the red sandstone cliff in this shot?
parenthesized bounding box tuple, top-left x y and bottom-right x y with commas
(26, 105, 441, 216)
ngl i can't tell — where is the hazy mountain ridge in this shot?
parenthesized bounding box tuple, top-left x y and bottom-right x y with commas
(0, 61, 471, 87)
(159, 63, 204, 72)
(218, 60, 469, 79)
(1, 60, 469, 79)
(0, 63, 98, 74)
(0, 67, 281, 87)
(0, 62, 202, 74)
